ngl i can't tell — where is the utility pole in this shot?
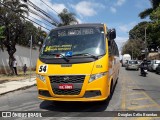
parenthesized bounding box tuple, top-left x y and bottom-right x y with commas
(132, 45, 133, 60)
(145, 27, 147, 59)
(29, 35, 32, 82)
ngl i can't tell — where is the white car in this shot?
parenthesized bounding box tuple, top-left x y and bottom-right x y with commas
(125, 60, 139, 70)
(148, 60, 160, 71)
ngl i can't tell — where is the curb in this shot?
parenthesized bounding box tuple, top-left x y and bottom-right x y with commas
(0, 84, 36, 96)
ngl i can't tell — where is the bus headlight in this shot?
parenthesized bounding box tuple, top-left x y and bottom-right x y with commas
(89, 72, 107, 83)
(37, 74, 46, 82)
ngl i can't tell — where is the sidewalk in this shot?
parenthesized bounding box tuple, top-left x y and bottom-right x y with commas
(0, 77, 36, 95)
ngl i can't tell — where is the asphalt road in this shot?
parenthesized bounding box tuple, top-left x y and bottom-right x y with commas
(0, 67, 160, 120)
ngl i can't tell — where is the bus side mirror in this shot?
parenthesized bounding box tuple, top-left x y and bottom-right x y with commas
(107, 28, 116, 40)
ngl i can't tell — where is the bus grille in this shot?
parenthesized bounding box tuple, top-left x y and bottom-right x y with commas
(50, 75, 85, 83)
(49, 75, 85, 95)
(52, 88, 81, 95)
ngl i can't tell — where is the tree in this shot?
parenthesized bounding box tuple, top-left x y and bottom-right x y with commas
(150, 6, 160, 23)
(121, 39, 143, 59)
(122, 22, 150, 58)
(129, 21, 149, 40)
(139, 0, 160, 19)
(58, 8, 78, 26)
(15, 21, 47, 48)
(0, 0, 28, 72)
(0, 26, 5, 51)
(123, 0, 160, 59)
(123, 20, 160, 59)
(17, 21, 37, 46)
(36, 27, 47, 51)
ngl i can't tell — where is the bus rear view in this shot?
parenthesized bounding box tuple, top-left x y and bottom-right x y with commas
(36, 23, 119, 102)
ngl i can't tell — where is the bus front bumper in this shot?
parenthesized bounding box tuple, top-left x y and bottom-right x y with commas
(38, 95, 108, 102)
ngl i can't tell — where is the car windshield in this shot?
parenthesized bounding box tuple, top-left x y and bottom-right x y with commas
(129, 61, 138, 64)
(40, 27, 105, 58)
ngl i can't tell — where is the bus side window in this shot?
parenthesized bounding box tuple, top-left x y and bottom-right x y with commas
(108, 40, 114, 56)
(108, 40, 112, 55)
(108, 40, 119, 57)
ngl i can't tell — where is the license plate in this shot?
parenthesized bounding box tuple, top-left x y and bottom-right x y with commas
(58, 84, 73, 89)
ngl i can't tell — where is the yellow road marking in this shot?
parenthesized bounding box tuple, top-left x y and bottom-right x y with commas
(121, 74, 126, 110)
(128, 85, 135, 88)
(113, 117, 119, 120)
(125, 73, 160, 110)
(131, 97, 148, 101)
(116, 69, 160, 119)
(129, 80, 160, 108)
(142, 91, 160, 108)
(127, 92, 143, 96)
(135, 117, 152, 120)
(128, 104, 157, 110)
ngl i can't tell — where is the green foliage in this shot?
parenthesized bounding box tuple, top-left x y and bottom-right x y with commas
(150, 6, 160, 23)
(0, 0, 47, 55)
(58, 8, 78, 26)
(0, 26, 5, 39)
(121, 39, 144, 59)
(0, 0, 29, 58)
(122, 0, 160, 59)
(122, 20, 160, 58)
(138, 0, 160, 51)
(139, 0, 160, 19)
(139, 8, 153, 19)
(129, 21, 149, 41)
(17, 21, 47, 47)
(0, 26, 5, 51)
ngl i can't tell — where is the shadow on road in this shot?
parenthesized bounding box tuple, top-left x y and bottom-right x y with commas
(39, 80, 117, 112)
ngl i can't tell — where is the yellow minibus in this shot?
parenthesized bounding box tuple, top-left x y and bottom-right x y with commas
(36, 23, 120, 102)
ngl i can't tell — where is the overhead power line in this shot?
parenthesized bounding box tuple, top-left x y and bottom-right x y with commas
(28, 8, 54, 25)
(27, 0, 60, 26)
(21, 0, 56, 26)
(0, 2, 51, 31)
(39, 0, 59, 15)
(29, 15, 52, 29)
(25, 17, 50, 31)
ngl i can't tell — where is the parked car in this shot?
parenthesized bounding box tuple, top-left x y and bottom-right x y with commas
(148, 60, 160, 71)
(125, 60, 139, 70)
(148, 60, 153, 71)
(156, 63, 160, 74)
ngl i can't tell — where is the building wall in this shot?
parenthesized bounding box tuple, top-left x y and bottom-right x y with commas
(0, 45, 39, 74)
(148, 53, 160, 60)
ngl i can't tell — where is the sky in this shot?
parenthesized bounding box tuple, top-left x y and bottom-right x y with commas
(28, 0, 151, 53)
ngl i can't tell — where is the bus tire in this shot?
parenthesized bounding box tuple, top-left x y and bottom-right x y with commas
(109, 81, 113, 100)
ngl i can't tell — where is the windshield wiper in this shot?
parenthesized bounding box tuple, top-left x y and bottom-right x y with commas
(72, 53, 98, 59)
(43, 52, 69, 62)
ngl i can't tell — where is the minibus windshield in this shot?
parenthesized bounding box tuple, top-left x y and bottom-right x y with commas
(40, 27, 106, 58)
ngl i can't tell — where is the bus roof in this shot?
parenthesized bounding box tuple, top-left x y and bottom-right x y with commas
(52, 23, 105, 31)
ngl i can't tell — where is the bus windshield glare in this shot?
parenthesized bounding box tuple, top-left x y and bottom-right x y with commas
(40, 27, 106, 58)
